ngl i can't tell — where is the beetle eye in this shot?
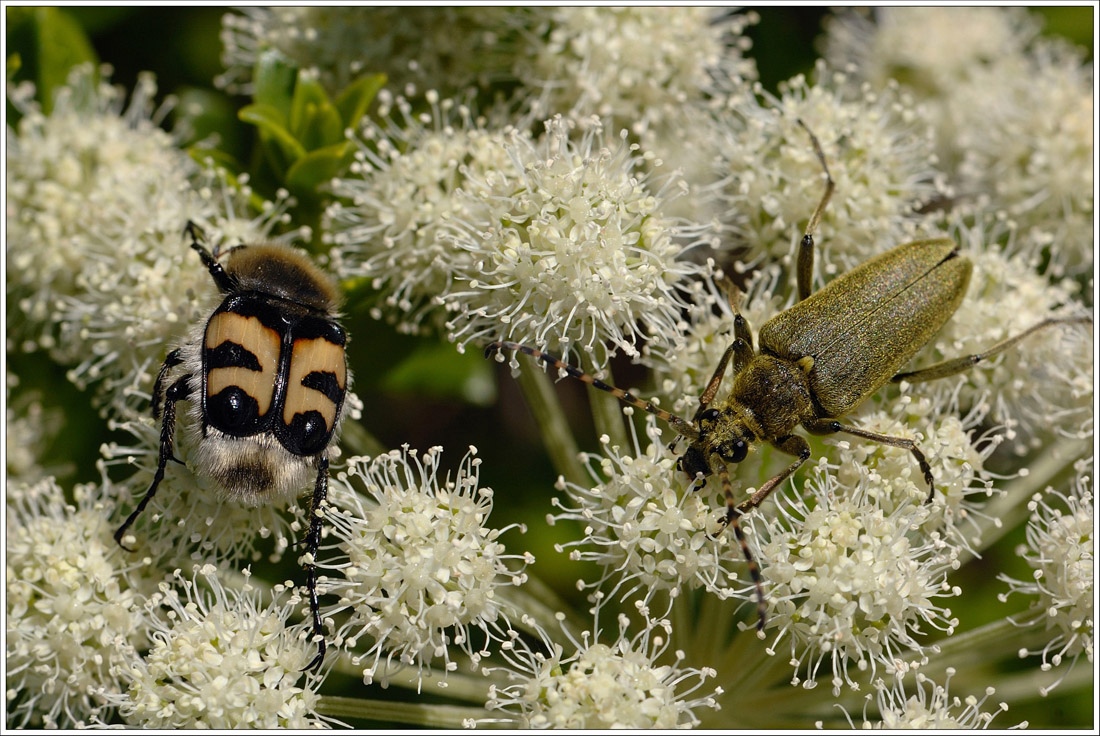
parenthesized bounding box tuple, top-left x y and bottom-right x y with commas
(700, 408, 720, 423)
(722, 440, 748, 464)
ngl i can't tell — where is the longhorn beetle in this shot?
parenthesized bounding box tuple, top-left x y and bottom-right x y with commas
(114, 222, 349, 672)
(486, 121, 1090, 631)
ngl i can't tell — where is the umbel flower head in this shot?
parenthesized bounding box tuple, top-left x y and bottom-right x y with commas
(5, 477, 157, 728)
(112, 565, 326, 729)
(515, 7, 758, 139)
(821, 7, 1093, 275)
(328, 102, 716, 369)
(998, 460, 1094, 696)
(484, 612, 721, 728)
(703, 60, 941, 270)
(550, 413, 750, 608)
(324, 446, 532, 684)
(218, 6, 518, 96)
(750, 463, 962, 694)
(850, 669, 1017, 729)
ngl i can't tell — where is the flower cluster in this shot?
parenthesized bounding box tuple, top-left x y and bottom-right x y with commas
(5, 478, 156, 728)
(998, 461, 1094, 695)
(5, 6, 1092, 731)
(485, 613, 721, 728)
(551, 415, 749, 607)
(324, 446, 531, 683)
(329, 106, 714, 367)
(112, 566, 325, 729)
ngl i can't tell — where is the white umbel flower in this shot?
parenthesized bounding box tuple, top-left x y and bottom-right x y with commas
(218, 6, 517, 95)
(998, 461, 1093, 695)
(751, 467, 960, 694)
(330, 108, 714, 368)
(550, 414, 748, 607)
(706, 61, 941, 269)
(116, 566, 325, 729)
(5, 478, 156, 728)
(516, 7, 757, 138)
(857, 669, 1017, 729)
(325, 446, 531, 683)
(485, 613, 721, 728)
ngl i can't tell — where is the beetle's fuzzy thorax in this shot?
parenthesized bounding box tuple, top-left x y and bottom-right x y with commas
(224, 243, 343, 313)
(726, 354, 814, 442)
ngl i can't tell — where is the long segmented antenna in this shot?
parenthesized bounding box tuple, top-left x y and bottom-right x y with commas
(485, 341, 699, 440)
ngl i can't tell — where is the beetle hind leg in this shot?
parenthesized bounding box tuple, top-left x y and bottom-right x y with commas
(300, 455, 330, 673)
(891, 315, 1093, 385)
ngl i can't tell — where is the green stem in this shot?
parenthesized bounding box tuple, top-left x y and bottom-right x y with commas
(516, 364, 587, 487)
(317, 697, 494, 728)
(971, 437, 1090, 558)
(583, 357, 630, 451)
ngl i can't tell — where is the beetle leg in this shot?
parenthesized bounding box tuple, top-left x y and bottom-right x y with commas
(804, 417, 935, 502)
(735, 434, 812, 514)
(795, 119, 836, 302)
(115, 375, 192, 551)
(717, 465, 766, 632)
(486, 341, 699, 440)
(693, 342, 736, 423)
(891, 315, 1093, 384)
(300, 455, 329, 674)
(150, 348, 184, 419)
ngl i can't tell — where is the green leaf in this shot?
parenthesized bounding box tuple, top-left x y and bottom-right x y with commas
(187, 146, 241, 177)
(300, 100, 345, 150)
(6, 7, 97, 113)
(286, 141, 353, 195)
(289, 68, 331, 141)
(238, 102, 306, 176)
(252, 48, 297, 119)
(335, 72, 387, 130)
(174, 87, 243, 153)
(381, 344, 497, 406)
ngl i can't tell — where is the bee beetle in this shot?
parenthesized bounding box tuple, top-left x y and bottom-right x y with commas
(115, 222, 349, 672)
(486, 121, 1090, 633)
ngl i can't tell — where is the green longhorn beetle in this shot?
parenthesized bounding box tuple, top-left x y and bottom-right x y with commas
(485, 121, 1091, 631)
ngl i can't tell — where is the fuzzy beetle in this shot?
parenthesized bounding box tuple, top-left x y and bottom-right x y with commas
(115, 222, 349, 672)
(486, 122, 1089, 631)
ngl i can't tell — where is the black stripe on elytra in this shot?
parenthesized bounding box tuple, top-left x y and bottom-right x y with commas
(300, 371, 344, 404)
(206, 341, 262, 371)
(217, 295, 346, 347)
(293, 317, 346, 345)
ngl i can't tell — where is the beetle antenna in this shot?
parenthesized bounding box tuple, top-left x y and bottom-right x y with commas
(794, 119, 837, 302)
(485, 341, 700, 439)
(718, 465, 766, 632)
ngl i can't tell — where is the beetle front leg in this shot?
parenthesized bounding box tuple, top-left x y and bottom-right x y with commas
(733, 433, 811, 514)
(804, 417, 935, 502)
(891, 315, 1092, 384)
